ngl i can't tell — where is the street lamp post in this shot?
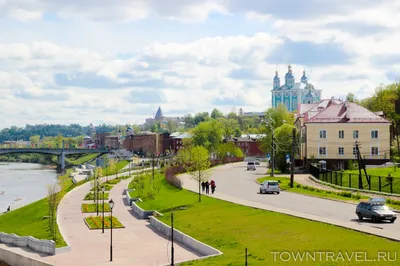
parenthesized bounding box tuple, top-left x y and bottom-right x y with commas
(102, 186, 105, 233)
(96, 184, 100, 216)
(109, 199, 114, 262)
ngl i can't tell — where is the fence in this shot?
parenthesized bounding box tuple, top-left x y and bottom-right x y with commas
(310, 165, 399, 194)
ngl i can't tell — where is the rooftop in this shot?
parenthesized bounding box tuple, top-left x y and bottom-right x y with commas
(301, 100, 389, 124)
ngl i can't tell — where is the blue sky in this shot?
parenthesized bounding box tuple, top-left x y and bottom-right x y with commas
(0, 0, 399, 128)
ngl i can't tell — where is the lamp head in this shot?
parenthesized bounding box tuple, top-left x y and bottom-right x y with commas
(109, 199, 114, 209)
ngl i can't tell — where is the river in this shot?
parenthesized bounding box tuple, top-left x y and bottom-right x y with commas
(0, 162, 58, 213)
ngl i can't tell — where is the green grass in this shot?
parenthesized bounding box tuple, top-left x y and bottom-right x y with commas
(116, 160, 129, 171)
(90, 184, 114, 191)
(105, 179, 121, 185)
(81, 203, 111, 213)
(84, 216, 124, 229)
(84, 192, 109, 200)
(136, 177, 400, 265)
(337, 167, 400, 194)
(256, 177, 400, 210)
(0, 198, 66, 247)
(69, 153, 99, 165)
(267, 168, 282, 174)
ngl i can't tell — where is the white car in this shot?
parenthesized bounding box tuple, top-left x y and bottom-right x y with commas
(260, 180, 280, 194)
(247, 161, 256, 170)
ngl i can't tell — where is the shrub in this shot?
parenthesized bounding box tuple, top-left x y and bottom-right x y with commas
(167, 175, 183, 189)
(338, 191, 352, 198)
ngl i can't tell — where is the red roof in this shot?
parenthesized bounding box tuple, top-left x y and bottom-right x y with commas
(303, 101, 389, 124)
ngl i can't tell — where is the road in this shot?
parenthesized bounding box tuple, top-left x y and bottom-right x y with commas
(180, 162, 400, 241)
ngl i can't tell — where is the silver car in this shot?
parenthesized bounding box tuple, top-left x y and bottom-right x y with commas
(247, 161, 256, 171)
(260, 180, 280, 194)
(356, 198, 397, 223)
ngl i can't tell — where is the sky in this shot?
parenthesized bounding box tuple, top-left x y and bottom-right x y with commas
(1, 0, 399, 129)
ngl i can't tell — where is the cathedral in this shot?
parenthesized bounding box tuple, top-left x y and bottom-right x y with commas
(271, 65, 322, 112)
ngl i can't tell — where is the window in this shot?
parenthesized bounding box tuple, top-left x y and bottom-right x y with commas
(338, 147, 344, 155)
(353, 130, 359, 139)
(319, 130, 327, 139)
(338, 130, 344, 139)
(371, 147, 379, 155)
(319, 147, 326, 155)
(371, 130, 379, 139)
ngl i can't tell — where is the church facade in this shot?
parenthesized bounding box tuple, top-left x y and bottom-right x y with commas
(271, 65, 322, 112)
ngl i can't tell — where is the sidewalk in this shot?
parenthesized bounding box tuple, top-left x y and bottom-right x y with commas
(3, 169, 199, 266)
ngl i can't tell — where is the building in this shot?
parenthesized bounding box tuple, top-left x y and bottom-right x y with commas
(123, 132, 171, 156)
(144, 106, 186, 128)
(95, 133, 110, 148)
(295, 98, 390, 169)
(105, 136, 120, 149)
(224, 134, 265, 157)
(170, 132, 192, 153)
(271, 65, 322, 112)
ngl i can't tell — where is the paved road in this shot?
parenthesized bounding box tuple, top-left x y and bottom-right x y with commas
(180, 162, 400, 241)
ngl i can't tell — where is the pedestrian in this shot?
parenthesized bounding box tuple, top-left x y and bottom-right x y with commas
(201, 181, 206, 193)
(205, 181, 210, 194)
(210, 180, 216, 194)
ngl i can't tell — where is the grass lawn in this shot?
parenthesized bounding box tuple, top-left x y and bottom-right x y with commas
(90, 183, 114, 191)
(256, 177, 400, 210)
(84, 215, 124, 229)
(70, 153, 99, 165)
(338, 167, 400, 194)
(116, 160, 130, 171)
(0, 198, 66, 247)
(137, 178, 400, 265)
(105, 179, 121, 185)
(81, 203, 111, 213)
(84, 192, 109, 200)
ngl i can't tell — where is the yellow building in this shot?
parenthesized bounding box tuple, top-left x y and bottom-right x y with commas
(295, 98, 391, 170)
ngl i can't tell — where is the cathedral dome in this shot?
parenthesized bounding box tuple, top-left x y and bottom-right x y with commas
(273, 71, 280, 81)
(301, 70, 308, 84)
(305, 89, 314, 98)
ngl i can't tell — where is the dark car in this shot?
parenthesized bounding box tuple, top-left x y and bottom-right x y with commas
(356, 198, 397, 223)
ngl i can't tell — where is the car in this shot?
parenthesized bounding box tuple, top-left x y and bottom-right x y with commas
(260, 180, 280, 194)
(247, 161, 256, 171)
(355, 198, 397, 223)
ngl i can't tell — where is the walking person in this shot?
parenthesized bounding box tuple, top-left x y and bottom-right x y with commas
(210, 180, 216, 194)
(201, 181, 206, 193)
(205, 181, 210, 194)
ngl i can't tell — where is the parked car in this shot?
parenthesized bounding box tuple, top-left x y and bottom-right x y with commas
(247, 161, 256, 171)
(259, 180, 280, 194)
(355, 198, 397, 223)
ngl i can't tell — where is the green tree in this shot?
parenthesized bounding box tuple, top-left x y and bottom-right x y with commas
(167, 120, 178, 133)
(29, 135, 40, 147)
(210, 108, 224, 119)
(346, 93, 357, 103)
(219, 118, 240, 139)
(176, 145, 211, 202)
(265, 104, 295, 128)
(193, 112, 210, 125)
(191, 120, 223, 152)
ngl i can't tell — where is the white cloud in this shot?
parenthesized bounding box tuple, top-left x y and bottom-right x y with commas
(0, 1, 399, 129)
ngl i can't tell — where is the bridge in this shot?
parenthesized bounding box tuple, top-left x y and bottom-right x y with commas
(0, 141, 112, 173)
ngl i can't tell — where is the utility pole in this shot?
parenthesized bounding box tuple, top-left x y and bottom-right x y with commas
(355, 141, 363, 189)
(171, 212, 174, 266)
(290, 128, 296, 188)
(270, 131, 275, 177)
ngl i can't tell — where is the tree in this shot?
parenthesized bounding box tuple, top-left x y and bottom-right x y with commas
(167, 120, 178, 133)
(47, 182, 61, 241)
(29, 135, 40, 147)
(265, 104, 295, 128)
(177, 146, 211, 202)
(219, 118, 240, 139)
(210, 108, 224, 119)
(191, 120, 223, 152)
(346, 93, 357, 103)
(193, 112, 210, 125)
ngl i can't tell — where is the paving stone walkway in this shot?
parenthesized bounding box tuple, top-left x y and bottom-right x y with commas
(3, 170, 199, 266)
